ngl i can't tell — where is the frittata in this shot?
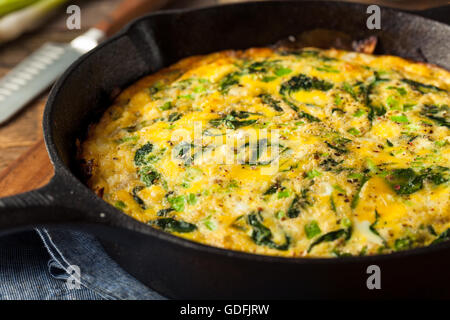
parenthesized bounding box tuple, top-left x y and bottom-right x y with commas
(80, 47, 450, 257)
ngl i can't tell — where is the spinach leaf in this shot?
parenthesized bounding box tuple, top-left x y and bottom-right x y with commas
(134, 143, 161, 185)
(342, 82, 358, 100)
(280, 97, 320, 124)
(325, 136, 351, 154)
(247, 213, 290, 250)
(427, 225, 438, 236)
(286, 196, 301, 218)
(351, 175, 369, 209)
(365, 72, 389, 123)
(259, 93, 283, 112)
(307, 228, 351, 253)
(131, 186, 146, 210)
(150, 218, 197, 233)
(369, 210, 386, 244)
(281, 49, 336, 62)
(420, 104, 449, 128)
(138, 166, 160, 187)
(248, 213, 271, 243)
(394, 237, 413, 251)
(369, 210, 381, 237)
(320, 157, 344, 171)
(148, 81, 164, 95)
(114, 201, 126, 210)
(230, 215, 247, 231)
(159, 101, 173, 111)
(297, 110, 320, 122)
(280, 74, 333, 95)
(209, 111, 258, 129)
(219, 71, 241, 94)
(332, 108, 345, 114)
(245, 60, 272, 74)
(230, 110, 261, 119)
(384, 167, 448, 195)
(385, 168, 423, 195)
(174, 141, 195, 165)
(263, 182, 281, 195)
(287, 188, 311, 218)
(369, 104, 387, 122)
(134, 142, 153, 166)
(421, 166, 449, 185)
(281, 96, 299, 112)
(168, 112, 182, 122)
(157, 208, 175, 217)
(401, 79, 446, 94)
(242, 59, 290, 80)
(332, 248, 353, 257)
(239, 138, 273, 163)
(325, 142, 346, 154)
(432, 228, 450, 245)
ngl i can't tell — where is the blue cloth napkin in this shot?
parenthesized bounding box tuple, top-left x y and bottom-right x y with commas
(0, 229, 165, 300)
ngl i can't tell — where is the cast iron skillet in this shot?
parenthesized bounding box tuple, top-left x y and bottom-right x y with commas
(0, 1, 449, 299)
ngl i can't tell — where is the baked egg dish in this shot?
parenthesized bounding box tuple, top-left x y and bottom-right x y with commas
(80, 47, 449, 257)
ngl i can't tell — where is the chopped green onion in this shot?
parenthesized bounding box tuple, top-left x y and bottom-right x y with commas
(274, 67, 292, 76)
(168, 195, 185, 212)
(275, 211, 285, 219)
(305, 220, 321, 239)
(187, 193, 197, 205)
(347, 128, 360, 136)
(307, 169, 322, 179)
(277, 190, 290, 199)
(353, 109, 365, 117)
(114, 201, 127, 210)
(391, 115, 409, 123)
(387, 95, 400, 110)
(203, 215, 217, 231)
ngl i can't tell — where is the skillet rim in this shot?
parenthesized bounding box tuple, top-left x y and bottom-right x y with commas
(43, 0, 450, 265)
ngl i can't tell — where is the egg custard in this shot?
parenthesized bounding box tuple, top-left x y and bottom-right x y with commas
(80, 47, 449, 257)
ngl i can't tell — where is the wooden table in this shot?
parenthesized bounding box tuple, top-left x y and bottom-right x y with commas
(0, 0, 446, 173)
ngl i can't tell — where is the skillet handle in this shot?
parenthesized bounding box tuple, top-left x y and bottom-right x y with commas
(0, 176, 91, 235)
(0, 140, 120, 236)
(0, 176, 108, 235)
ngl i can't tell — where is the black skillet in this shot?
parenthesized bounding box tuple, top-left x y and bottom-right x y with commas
(0, 1, 449, 299)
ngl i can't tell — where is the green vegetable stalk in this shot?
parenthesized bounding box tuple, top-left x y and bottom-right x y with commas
(0, 0, 68, 44)
(0, 0, 40, 18)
